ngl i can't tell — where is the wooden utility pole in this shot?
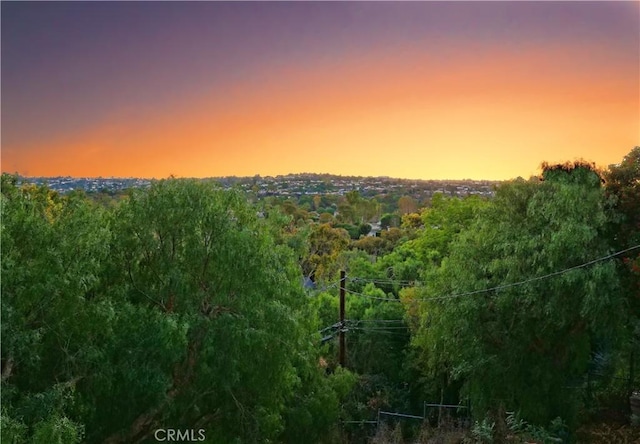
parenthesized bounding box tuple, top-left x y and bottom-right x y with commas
(339, 270, 346, 367)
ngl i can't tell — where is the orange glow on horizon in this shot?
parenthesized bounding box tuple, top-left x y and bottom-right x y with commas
(3, 43, 638, 180)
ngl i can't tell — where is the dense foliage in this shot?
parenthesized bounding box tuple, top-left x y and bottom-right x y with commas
(1, 178, 351, 443)
(413, 166, 621, 427)
(2, 147, 639, 443)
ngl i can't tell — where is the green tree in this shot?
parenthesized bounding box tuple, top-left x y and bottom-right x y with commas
(605, 147, 640, 277)
(336, 201, 356, 225)
(101, 179, 323, 442)
(303, 223, 351, 283)
(604, 147, 640, 397)
(380, 213, 400, 230)
(338, 191, 380, 224)
(347, 286, 409, 382)
(1, 177, 347, 443)
(413, 165, 623, 429)
(1, 176, 107, 443)
(400, 212, 423, 230)
(414, 193, 488, 266)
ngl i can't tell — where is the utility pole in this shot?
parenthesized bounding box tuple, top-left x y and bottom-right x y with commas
(339, 270, 346, 367)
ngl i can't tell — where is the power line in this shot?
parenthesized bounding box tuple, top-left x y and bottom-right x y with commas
(350, 326, 410, 331)
(425, 244, 640, 302)
(348, 277, 423, 286)
(349, 329, 409, 337)
(345, 244, 640, 303)
(318, 322, 342, 334)
(346, 321, 407, 331)
(307, 281, 339, 294)
(343, 287, 400, 302)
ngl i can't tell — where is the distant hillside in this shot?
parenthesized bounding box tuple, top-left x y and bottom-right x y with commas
(19, 173, 500, 200)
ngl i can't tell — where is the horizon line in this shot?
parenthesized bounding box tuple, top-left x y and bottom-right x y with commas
(4, 171, 509, 183)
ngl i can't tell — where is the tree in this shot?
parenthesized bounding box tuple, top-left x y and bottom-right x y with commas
(380, 227, 405, 249)
(337, 191, 380, 224)
(605, 147, 640, 270)
(380, 213, 400, 230)
(414, 193, 488, 267)
(1, 177, 347, 443)
(336, 201, 356, 224)
(412, 165, 623, 430)
(353, 236, 388, 257)
(1, 176, 108, 443)
(398, 196, 418, 215)
(346, 285, 409, 382)
(400, 212, 423, 230)
(303, 223, 351, 283)
(604, 147, 640, 397)
(100, 179, 323, 442)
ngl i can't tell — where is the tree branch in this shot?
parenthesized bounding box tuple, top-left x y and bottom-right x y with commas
(102, 325, 209, 444)
(1, 356, 14, 382)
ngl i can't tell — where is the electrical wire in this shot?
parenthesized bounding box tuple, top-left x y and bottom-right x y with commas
(348, 277, 423, 286)
(350, 326, 410, 330)
(307, 281, 339, 293)
(348, 328, 410, 336)
(344, 244, 640, 303)
(343, 287, 400, 302)
(318, 322, 341, 334)
(424, 243, 640, 302)
(321, 331, 339, 343)
(313, 245, 640, 343)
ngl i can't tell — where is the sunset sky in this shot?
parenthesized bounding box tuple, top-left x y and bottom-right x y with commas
(2, 1, 638, 180)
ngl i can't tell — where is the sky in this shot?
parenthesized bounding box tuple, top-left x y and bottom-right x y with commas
(2, 1, 639, 180)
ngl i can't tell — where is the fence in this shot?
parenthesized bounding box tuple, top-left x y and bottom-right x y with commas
(341, 401, 470, 431)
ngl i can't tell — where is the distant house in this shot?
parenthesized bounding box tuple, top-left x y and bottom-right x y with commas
(367, 222, 382, 237)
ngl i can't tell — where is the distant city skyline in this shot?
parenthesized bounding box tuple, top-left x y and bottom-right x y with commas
(2, 1, 638, 180)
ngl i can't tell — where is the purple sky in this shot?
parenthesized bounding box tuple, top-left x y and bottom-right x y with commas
(2, 1, 638, 179)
